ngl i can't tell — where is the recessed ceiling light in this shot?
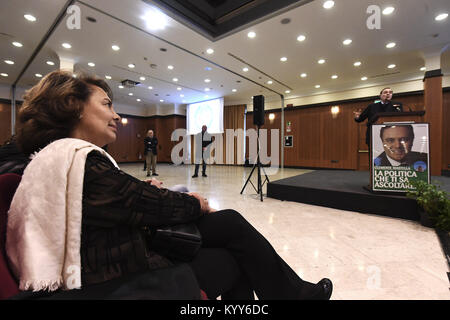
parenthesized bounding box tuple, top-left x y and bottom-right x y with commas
(180, 94, 184, 97)
(204, 79, 211, 83)
(88, 62, 95, 67)
(111, 45, 120, 51)
(435, 13, 448, 21)
(285, 90, 291, 94)
(388, 64, 396, 69)
(300, 73, 307, 78)
(205, 67, 212, 71)
(343, 39, 352, 45)
(24, 14, 36, 22)
(280, 57, 287, 62)
(354, 61, 362, 67)
(232, 89, 237, 92)
(177, 87, 182, 90)
(386, 42, 396, 48)
(297, 35, 306, 42)
(1, 73, 8, 77)
(12, 41, 23, 47)
(315, 85, 321, 88)
(167, 65, 174, 70)
(62, 43, 71, 49)
(139, 76, 146, 81)
(204, 88, 210, 92)
(173, 78, 178, 82)
(331, 74, 338, 79)
(118, 85, 124, 89)
(35, 73, 42, 78)
(128, 93, 133, 96)
(361, 76, 368, 81)
(243, 67, 249, 72)
(148, 86, 153, 90)
(247, 31, 256, 38)
(318, 59, 326, 64)
(323, 1, 335, 9)
(128, 63, 135, 68)
(267, 80, 273, 84)
(136, 98, 141, 102)
(206, 48, 214, 54)
(383, 7, 395, 15)
(160, 99, 164, 102)
(46, 61, 55, 66)
(4, 60, 14, 65)
(105, 75, 112, 80)
(420, 67, 426, 71)
(142, 9, 168, 30)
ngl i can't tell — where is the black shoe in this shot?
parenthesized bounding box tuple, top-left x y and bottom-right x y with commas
(192, 174, 198, 178)
(152, 173, 158, 176)
(202, 173, 207, 177)
(146, 173, 150, 177)
(313, 278, 333, 300)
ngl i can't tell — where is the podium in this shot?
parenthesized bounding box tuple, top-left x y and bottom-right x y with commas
(368, 111, 429, 193)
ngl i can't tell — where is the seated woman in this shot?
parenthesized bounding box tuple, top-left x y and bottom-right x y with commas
(6, 70, 332, 300)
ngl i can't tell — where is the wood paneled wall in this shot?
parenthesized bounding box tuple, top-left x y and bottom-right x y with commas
(246, 92, 427, 170)
(443, 91, 450, 172)
(0, 102, 12, 144)
(107, 115, 186, 163)
(223, 104, 245, 165)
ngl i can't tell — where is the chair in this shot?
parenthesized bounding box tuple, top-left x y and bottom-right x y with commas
(0, 173, 21, 300)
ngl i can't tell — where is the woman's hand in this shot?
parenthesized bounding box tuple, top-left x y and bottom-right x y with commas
(188, 192, 216, 214)
(145, 178, 163, 189)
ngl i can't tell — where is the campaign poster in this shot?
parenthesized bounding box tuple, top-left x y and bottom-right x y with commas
(371, 123, 430, 192)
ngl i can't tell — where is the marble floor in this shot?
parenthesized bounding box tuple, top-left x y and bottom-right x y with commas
(121, 162, 450, 300)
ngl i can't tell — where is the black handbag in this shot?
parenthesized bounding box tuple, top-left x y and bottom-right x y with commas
(149, 223, 202, 262)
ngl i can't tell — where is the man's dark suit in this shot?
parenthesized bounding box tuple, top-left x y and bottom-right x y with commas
(355, 100, 403, 145)
(374, 151, 427, 167)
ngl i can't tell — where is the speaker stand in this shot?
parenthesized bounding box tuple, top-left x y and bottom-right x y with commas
(240, 125, 270, 201)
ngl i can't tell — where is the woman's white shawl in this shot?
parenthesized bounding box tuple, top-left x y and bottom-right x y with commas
(6, 138, 118, 291)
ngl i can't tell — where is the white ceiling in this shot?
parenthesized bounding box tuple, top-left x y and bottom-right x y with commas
(0, 0, 449, 110)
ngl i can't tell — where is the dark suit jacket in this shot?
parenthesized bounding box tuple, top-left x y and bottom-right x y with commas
(144, 136, 158, 155)
(374, 151, 428, 167)
(355, 100, 403, 145)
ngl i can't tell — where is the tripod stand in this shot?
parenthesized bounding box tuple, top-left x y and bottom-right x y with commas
(240, 125, 270, 201)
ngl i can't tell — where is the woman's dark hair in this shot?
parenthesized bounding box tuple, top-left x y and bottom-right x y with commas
(16, 70, 113, 155)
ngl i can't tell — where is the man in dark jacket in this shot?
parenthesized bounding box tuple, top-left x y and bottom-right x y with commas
(192, 125, 212, 178)
(144, 130, 158, 177)
(354, 87, 403, 145)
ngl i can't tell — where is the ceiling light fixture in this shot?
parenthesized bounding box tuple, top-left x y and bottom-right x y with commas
(35, 73, 42, 78)
(204, 79, 211, 83)
(24, 14, 36, 22)
(140, 76, 146, 81)
(343, 39, 352, 45)
(173, 78, 178, 82)
(383, 7, 395, 15)
(136, 98, 141, 102)
(232, 89, 237, 92)
(435, 13, 448, 21)
(118, 85, 124, 89)
(148, 86, 153, 89)
(128, 63, 135, 68)
(331, 74, 338, 79)
(180, 94, 184, 97)
(315, 85, 320, 88)
(323, 1, 335, 9)
(160, 99, 164, 102)
(300, 73, 307, 78)
(280, 57, 287, 62)
(297, 35, 306, 42)
(318, 59, 326, 64)
(354, 61, 362, 67)
(88, 62, 95, 67)
(167, 65, 174, 70)
(1, 73, 9, 77)
(361, 76, 368, 81)
(267, 80, 273, 84)
(46, 61, 55, 66)
(112, 45, 120, 51)
(177, 87, 182, 90)
(62, 43, 71, 49)
(285, 90, 291, 94)
(388, 64, 396, 69)
(206, 48, 214, 54)
(247, 31, 256, 38)
(386, 42, 396, 48)
(105, 75, 112, 80)
(12, 41, 23, 47)
(420, 67, 426, 71)
(142, 9, 168, 30)
(4, 60, 14, 65)
(128, 93, 133, 96)
(243, 67, 249, 72)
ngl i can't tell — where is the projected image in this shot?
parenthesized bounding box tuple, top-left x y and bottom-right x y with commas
(187, 98, 224, 135)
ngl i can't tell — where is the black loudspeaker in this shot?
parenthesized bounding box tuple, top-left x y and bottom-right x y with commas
(253, 95, 265, 126)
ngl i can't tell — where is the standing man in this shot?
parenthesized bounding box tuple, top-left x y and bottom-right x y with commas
(144, 129, 158, 177)
(354, 87, 403, 145)
(192, 125, 212, 178)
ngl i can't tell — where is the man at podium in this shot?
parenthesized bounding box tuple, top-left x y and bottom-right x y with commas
(374, 125, 428, 167)
(354, 87, 403, 145)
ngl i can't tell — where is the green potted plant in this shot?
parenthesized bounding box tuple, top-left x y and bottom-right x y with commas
(407, 180, 450, 232)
